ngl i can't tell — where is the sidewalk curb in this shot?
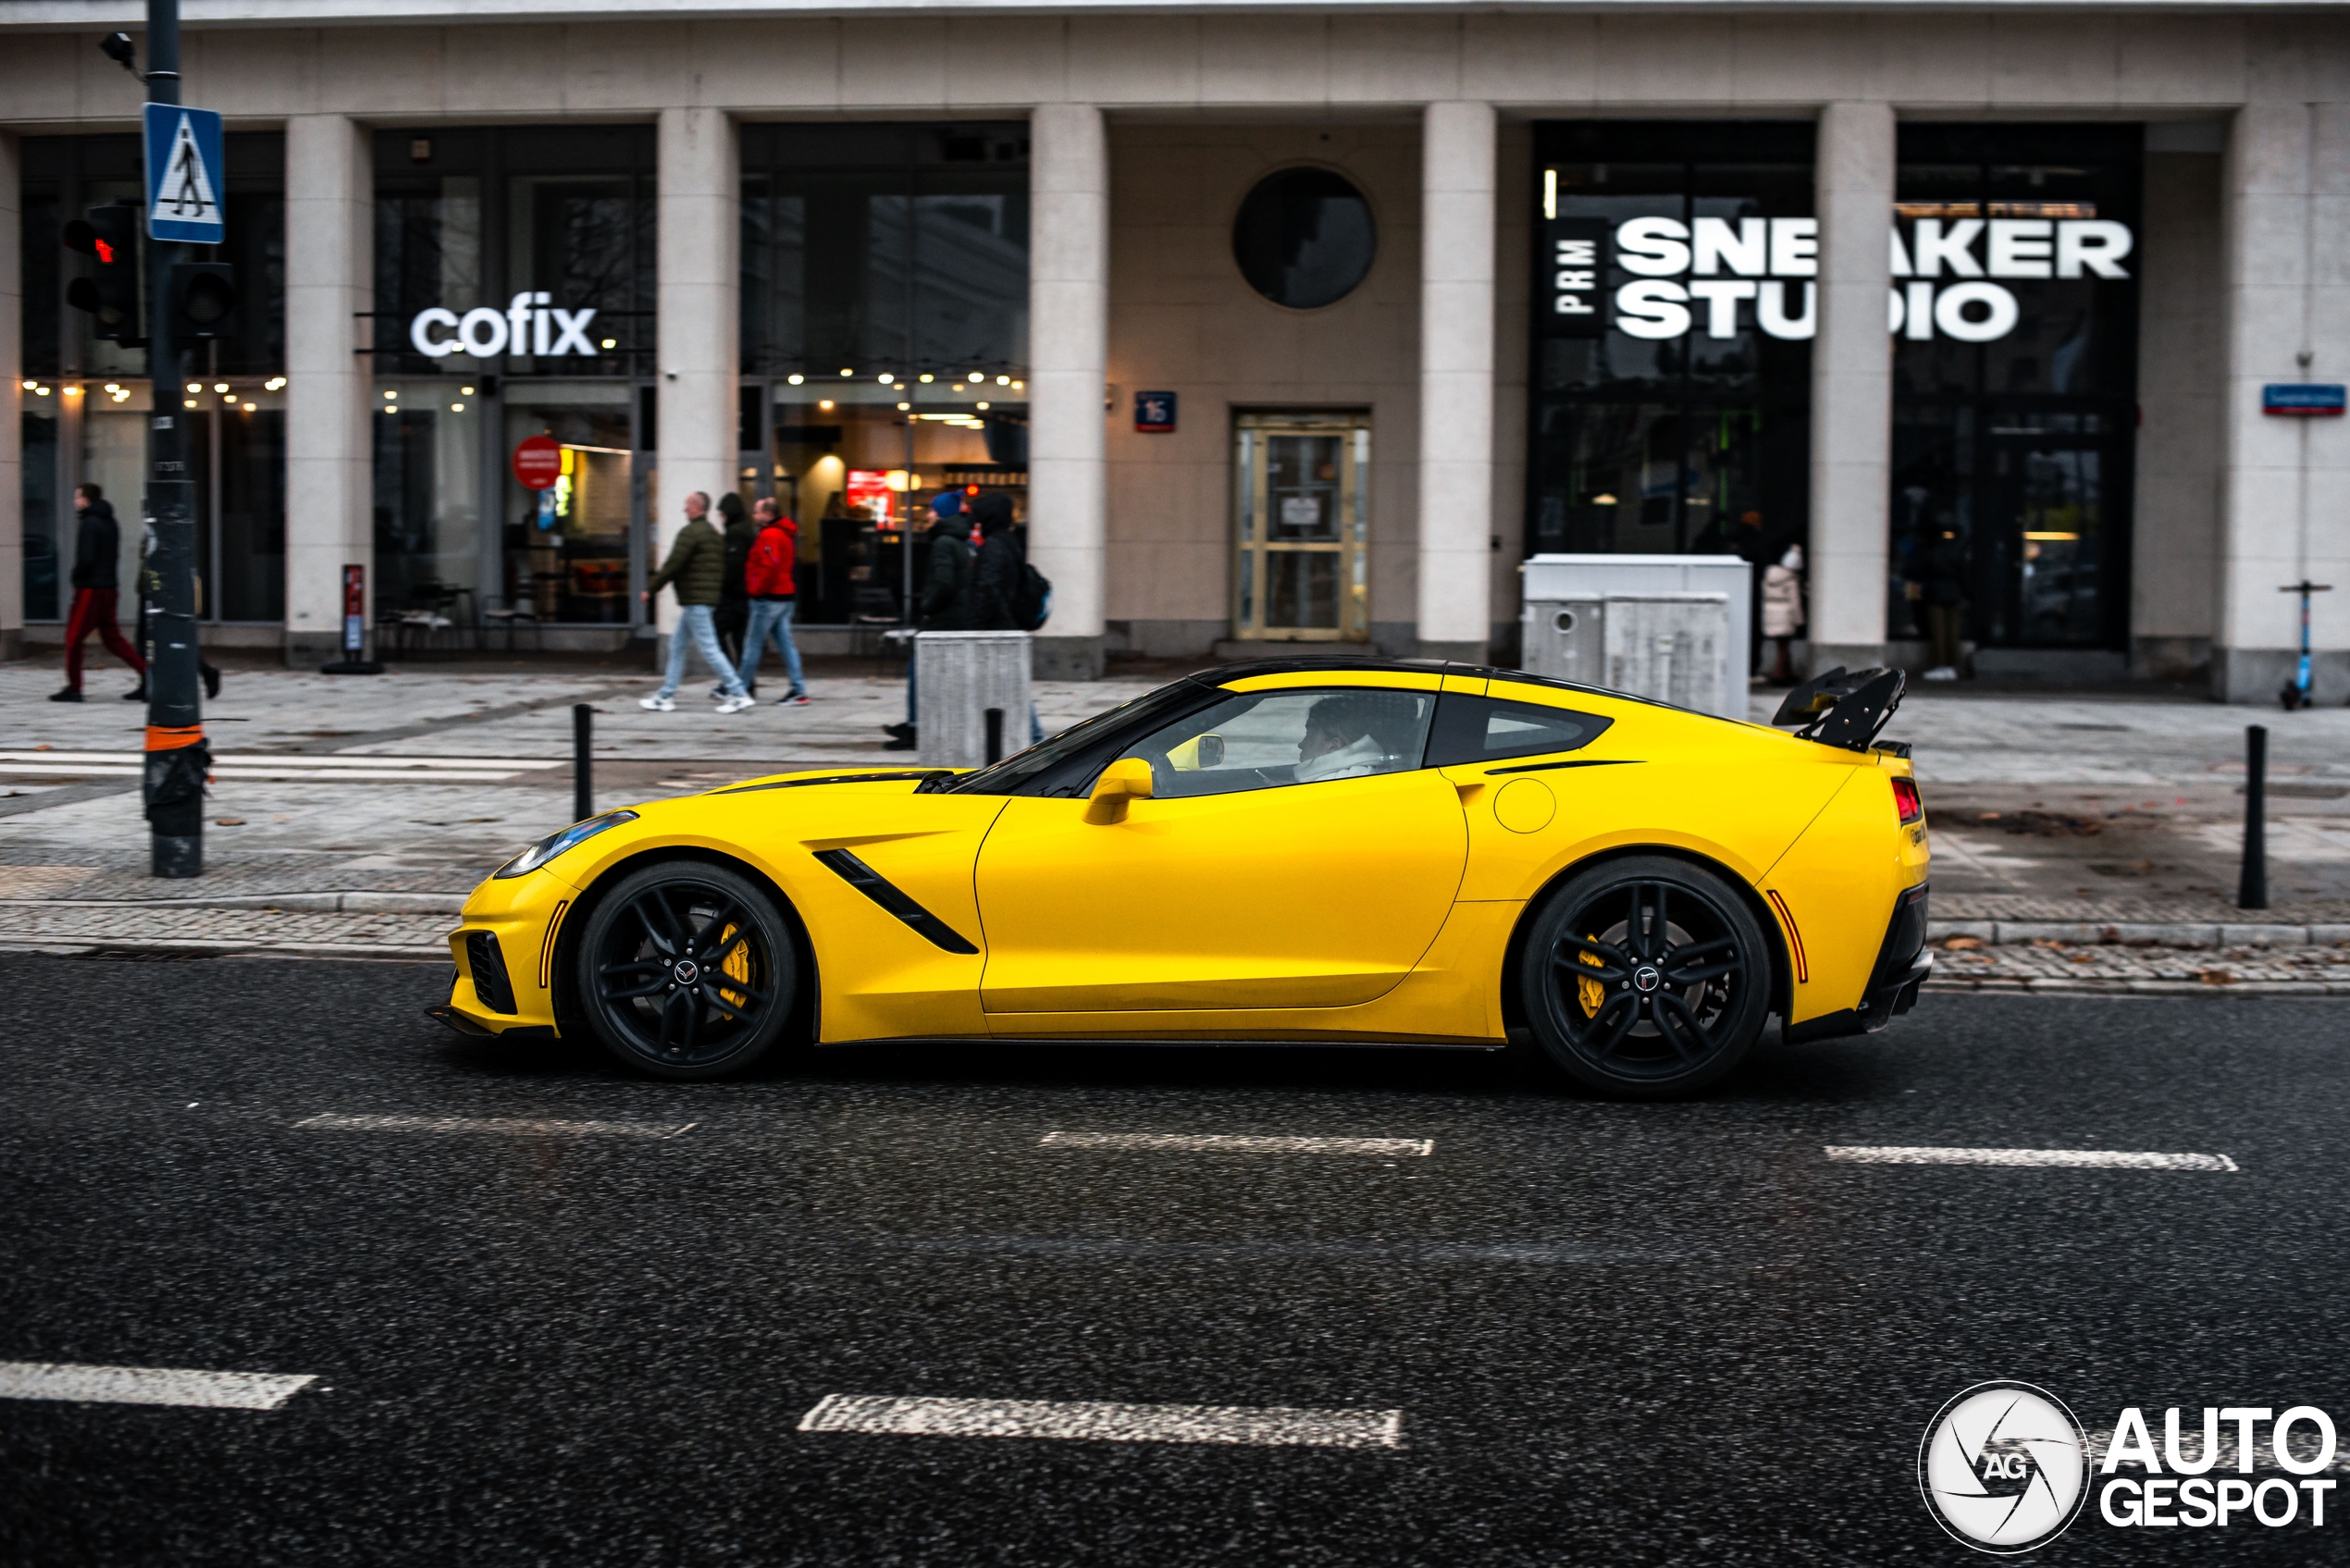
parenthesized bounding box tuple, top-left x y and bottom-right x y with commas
(1924, 975, 2350, 997)
(7, 939, 451, 963)
(0, 893, 467, 915)
(1930, 919, 2350, 949)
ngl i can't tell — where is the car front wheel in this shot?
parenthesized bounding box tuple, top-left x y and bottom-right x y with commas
(574, 860, 798, 1080)
(1522, 855, 1771, 1099)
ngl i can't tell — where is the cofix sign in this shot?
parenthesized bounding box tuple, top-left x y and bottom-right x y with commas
(409, 292, 602, 359)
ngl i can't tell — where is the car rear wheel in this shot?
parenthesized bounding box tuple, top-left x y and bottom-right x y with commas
(1522, 856, 1770, 1099)
(575, 860, 798, 1080)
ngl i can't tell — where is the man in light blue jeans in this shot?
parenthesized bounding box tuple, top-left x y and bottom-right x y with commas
(639, 490, 751, 713)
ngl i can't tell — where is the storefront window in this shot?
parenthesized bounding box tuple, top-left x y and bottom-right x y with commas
(741, 125, 1031, 624)
(1889, 125, 2141, 652)
(1528, 123, 1814, 565)
(18, 133, 286, 623)
(372, 127, 655, 632)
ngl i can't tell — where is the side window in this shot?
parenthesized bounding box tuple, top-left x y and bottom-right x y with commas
(1115, 687, 1437, 799)
(1424, 693, 1612, 768)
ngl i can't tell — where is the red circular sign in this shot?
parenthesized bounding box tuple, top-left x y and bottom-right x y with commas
(512, 434, 563, 490)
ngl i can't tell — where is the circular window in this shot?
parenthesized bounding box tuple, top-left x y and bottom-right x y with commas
(1231, 167, 1376, 310)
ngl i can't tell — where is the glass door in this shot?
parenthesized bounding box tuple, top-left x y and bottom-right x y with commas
(1232, 412, 1369, 642)
(1979, 438, 2112, 648)
(501, 385, 639, 624)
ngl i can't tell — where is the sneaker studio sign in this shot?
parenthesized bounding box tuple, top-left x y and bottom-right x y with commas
(1544, 210, 2133, 343)
(407, 291, 604, 359)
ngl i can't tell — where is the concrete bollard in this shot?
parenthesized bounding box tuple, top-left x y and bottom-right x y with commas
(916, 631, 1033, 769)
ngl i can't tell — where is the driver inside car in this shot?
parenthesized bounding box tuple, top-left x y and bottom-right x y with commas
(1293, 693, 1409, 784)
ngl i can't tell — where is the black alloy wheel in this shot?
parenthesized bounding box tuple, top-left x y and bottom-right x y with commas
(575, 860, 798, 1080)
(1522, 856, 1770, 1098)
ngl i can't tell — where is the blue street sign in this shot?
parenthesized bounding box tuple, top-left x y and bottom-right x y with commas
(1134, 389, 1178, 433)
(2262, 383, 2346, 416)
(143, 104, 226, 244)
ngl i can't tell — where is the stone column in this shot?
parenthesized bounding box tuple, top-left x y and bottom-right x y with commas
(282, 116, 373, 665)
(2215, 103, 2350, 704)
(0, 132, 20, 663)
(1417, 100, 1497, 663)
(1027, 103, 1108, 681)
(1808, 101, 1896, 673)
(654, 106, 740, 657)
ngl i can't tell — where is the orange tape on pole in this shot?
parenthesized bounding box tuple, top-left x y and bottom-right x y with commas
(144, 724, 206, 751)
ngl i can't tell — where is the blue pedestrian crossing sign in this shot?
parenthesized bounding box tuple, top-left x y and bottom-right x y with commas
(144, 104, 226, 243)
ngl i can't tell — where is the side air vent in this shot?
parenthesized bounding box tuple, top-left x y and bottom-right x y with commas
(811, 848, 981, 955)
(464, 931, 518, 1014)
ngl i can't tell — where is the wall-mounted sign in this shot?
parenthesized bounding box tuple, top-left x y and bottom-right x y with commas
(409, 291, 601, 359)
(513, 434, 563, 490)
(1134, 390, 1177, 432)
(846, 469, 896, 523)
(1541, 212, 2134, 346)
(2263, 383, 2346, 416)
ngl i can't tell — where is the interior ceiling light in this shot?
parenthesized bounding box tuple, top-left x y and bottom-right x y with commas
(919, 373, 934, 383)
(214, 382, 229, 393)
(786, 374, 804, 385)
(896, 401, 910, 412)
(187, 382, 203, 393)
(968, 371, 983, 383)
(976, 401, 990, 411)
(996, 375, 1009, 386)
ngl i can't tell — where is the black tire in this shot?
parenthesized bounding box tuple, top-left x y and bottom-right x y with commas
(1521, 855, 1771, 1099)
(573, 859, 798, 1080)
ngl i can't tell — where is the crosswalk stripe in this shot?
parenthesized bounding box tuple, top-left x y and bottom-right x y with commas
(0, 751, 563, 769)
(295, 1113, 697, 1139)
(1824, 1145, 2237, 1170)
(798, 1393, 1404, 1449)
(1040, 1130, 1433, 1157)
(0, 1361, 315, 1410)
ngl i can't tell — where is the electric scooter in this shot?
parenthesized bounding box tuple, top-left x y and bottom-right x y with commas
(2279, 578, 2333, 710)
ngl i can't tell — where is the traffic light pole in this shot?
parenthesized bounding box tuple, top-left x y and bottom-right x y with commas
(141, 0, 205, 878)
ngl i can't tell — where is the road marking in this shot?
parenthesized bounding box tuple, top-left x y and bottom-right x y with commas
(0, 752, 561, 784)
(1039, 1131, 1433, 1157)
(798, 1393, 1404, 1450)
(1825, 1145, 2238, 1171)
(294, 1114, 697, 1139)
(0, 1361, 315, 1410)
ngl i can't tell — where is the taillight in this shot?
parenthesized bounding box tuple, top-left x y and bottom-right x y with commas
(1891, 776, 1923, 824)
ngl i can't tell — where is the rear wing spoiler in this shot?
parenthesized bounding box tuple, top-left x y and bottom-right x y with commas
(1769, 666, 1906, 754)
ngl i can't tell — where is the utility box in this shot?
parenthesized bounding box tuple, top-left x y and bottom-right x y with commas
(916, 631, 1032, 769)
(1518, 554, 1752, 719)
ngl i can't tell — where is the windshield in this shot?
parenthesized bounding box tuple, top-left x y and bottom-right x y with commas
(929, 679, 1219, 796)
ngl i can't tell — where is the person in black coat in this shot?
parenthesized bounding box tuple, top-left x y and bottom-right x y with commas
(51, 484, 145, 702)
(966, 492, 1024, 631)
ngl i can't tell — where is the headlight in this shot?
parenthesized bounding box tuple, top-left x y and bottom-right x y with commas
(494, 810, 637, 879)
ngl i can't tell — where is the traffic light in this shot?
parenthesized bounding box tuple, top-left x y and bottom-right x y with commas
(62, 202, 142, 345)
(168, 262, 240, 341)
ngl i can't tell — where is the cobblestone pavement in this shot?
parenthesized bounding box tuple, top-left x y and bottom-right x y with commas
(1926, 934, 2350, 994)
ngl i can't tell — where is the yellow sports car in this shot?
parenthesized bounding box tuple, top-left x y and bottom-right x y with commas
(433, 661, 1929, 1098)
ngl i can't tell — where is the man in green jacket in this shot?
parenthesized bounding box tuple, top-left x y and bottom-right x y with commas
(639, 490, 752, 712)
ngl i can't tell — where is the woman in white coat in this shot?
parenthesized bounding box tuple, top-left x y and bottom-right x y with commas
(1760, 544, 1805, 685)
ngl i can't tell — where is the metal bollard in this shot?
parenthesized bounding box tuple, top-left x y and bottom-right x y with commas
(984, 708, 1005, 766)
(2238, 723, 2267, 910)
(574, 703, 594, 824)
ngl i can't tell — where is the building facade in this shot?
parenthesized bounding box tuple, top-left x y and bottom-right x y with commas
(4, 3, 2345, 701)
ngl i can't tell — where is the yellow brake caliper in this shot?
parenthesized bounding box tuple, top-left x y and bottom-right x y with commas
(1577, 940, 1607, 1017)
(718, 922, 752, 1008)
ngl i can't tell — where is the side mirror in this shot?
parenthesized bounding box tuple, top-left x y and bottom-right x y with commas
(1084, 756, 1155, 824)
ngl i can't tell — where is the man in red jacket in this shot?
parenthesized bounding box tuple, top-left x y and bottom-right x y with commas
(740, 497, 809, 705)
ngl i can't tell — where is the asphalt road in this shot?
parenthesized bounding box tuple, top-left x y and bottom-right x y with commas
(2, 955, 2344, 1566)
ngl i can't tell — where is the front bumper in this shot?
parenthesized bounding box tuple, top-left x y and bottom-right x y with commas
(1784, 883, 1931, 1045)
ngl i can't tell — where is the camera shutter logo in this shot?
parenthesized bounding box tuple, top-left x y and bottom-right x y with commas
(1919, 1382, 2090, 1553)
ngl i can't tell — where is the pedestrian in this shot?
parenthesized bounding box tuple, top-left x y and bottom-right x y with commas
(638, 490, 753, 713)
(123, 511, 221, 703)
(51, 483, 146, 703)
(1760, 542, 1805, 686)
(1920, 522, 1968, 680)
(884, 491, 975, 752)
(711, 489, 756, 691)
(964, 490, 1046, 747)
(741, 497, 810, 707)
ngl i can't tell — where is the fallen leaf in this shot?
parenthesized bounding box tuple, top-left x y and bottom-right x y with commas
(215, 818, 246, 826)
(2197, 970, 2236, 986)
(2069, 953, 2096, 964)
(1940, 936, 1985, 951)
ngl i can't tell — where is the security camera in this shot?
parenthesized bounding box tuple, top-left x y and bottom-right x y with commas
(99, 32, 139, 76)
